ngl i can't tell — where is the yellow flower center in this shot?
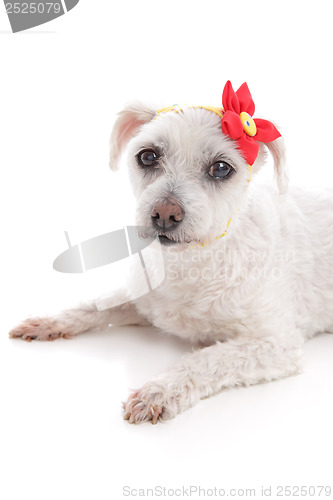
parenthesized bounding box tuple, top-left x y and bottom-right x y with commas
(240, 112, 257, 137)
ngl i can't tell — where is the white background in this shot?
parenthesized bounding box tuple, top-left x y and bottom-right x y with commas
(1, 1, 333, 499)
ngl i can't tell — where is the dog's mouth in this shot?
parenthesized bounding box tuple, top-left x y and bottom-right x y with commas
(138, 227, 193, 246)
(158, 235, 179, 246)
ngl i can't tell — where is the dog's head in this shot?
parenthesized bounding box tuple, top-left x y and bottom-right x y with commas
(109, 86, 287, 247)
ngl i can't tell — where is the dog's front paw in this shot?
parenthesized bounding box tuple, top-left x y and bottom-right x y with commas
(123, 389, 165, 425)
(122, 379, 194, 424)
(9, 317, 74, 342)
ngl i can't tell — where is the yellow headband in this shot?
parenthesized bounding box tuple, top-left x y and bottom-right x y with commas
(156, 104, 224, 119)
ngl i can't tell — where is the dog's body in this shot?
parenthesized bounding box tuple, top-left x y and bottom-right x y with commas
(136, 183, 333, 344)
(10, 96, 333, 424)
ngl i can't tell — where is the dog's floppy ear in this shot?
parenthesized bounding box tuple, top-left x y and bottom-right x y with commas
(264, 136, 289, 195)
(109, 102, 157, 171)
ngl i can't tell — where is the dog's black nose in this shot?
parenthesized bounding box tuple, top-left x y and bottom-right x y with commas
(151, 199, 184, 231)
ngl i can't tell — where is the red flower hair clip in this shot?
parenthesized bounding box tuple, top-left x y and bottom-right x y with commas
(221, 81, 281, 165)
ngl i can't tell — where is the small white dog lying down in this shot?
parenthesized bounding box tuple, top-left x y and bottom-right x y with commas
(10, 81, 333, 424)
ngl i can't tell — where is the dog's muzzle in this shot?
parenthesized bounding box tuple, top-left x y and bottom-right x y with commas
(151, 198, 185, 245)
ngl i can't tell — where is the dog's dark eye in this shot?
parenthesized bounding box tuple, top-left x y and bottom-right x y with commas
(138, 149, 158, 167)
(209, 161, 233, 179)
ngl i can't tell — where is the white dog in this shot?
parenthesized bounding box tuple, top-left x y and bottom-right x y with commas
(10, 81, 333, 424)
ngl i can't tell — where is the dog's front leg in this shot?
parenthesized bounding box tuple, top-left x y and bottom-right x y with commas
(123, 335, 304, 424)
(9, 290, 150, 342)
